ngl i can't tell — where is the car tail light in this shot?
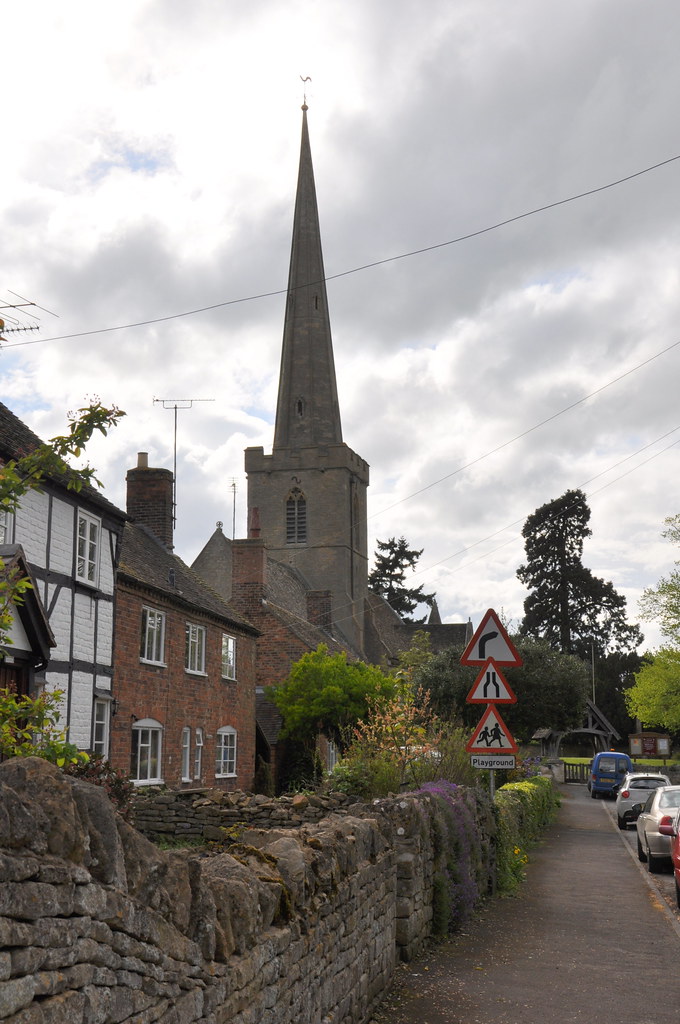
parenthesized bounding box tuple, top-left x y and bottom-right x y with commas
(621, 790, 630, 798)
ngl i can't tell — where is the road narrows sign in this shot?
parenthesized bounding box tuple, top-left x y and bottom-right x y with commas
(460, 608, 523, 667)
(465, 658, 517, 705)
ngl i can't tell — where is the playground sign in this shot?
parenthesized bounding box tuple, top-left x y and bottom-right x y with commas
(463, 609, 522, 773)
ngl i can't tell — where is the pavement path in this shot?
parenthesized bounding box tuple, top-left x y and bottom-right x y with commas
(368, 783, 680, 1024)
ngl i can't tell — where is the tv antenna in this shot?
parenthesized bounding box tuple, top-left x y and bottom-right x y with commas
(230, 478, 237, 539)
(153, 397, 215, 526)
(0, 290, 59, 345)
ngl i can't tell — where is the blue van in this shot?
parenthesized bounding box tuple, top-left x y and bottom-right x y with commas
(589, 751, 633, 798)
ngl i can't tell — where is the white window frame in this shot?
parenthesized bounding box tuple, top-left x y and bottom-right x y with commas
(131, 718, 163, 785)
(194, 728, 203, 781)
(76, 510, 101, 585)
(181, 726, 191, 782)
(215, 726, 237, 778)
(140, 606, 166, 665)
(92, 698, 110, 757)
(327, 738, 339, 773)
(185, 623, 206, 674)
(221, 633, 236, 680)
(0, 507, 12, 545)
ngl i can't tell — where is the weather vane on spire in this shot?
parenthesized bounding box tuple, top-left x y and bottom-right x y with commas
(300, 75, 311, 109)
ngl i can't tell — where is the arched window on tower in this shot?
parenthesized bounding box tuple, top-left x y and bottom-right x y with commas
(286, 488, 307, 544)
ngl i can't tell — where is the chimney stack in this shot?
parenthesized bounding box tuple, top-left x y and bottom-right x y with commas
(126, 452, 174, 550)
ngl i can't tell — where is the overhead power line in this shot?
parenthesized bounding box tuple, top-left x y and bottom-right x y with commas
(4, 152, 679, 351)
(369, 337, 680, 520)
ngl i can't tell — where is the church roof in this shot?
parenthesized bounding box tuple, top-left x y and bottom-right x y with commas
(364, 590, 473, 666)
(265, 558, 311, 619)
(191, 526, 233, 602)
(273, 104, 342, 449)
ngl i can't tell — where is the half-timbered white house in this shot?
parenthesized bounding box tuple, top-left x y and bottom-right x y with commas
(0, 402, 126, 755)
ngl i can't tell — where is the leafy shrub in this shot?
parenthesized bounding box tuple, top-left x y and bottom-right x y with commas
(65, 754, 135, 820)
(330, 753, 400, 798)
(495, 775, 559, 894)
(0, 687, 87, 767)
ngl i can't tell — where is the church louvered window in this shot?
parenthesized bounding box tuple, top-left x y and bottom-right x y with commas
(286, 488, 307, 544)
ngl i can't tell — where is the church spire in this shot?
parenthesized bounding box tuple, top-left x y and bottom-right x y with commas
(273, 104, 342, 449)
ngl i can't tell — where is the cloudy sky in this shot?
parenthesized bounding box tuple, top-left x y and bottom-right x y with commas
(3, 0, 679, 651)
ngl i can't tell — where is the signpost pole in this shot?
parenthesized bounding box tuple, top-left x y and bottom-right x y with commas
(489, 769, 495, 800)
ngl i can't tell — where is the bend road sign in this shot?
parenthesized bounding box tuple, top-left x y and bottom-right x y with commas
(466, 705, 518, 754)
(460, 608, 523, 667)
(465, 658, 517, 705)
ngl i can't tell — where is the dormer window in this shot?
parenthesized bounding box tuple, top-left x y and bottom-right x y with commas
(286, 488, 307, 544)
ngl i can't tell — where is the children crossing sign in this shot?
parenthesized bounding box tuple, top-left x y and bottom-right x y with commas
(465, 705, 518, 755)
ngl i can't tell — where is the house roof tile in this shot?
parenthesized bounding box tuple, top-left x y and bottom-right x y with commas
(118, 522, 258, 635)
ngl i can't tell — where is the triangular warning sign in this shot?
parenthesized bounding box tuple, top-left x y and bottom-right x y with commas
(460, 609, 523, 667)
(465, 659, 517, 705)
(466, 705, 518, 754)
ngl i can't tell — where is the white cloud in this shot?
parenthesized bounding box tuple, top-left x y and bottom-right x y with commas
(3, 0, 680, 654)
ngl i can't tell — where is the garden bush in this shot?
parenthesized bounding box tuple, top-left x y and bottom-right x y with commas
(494, 775, 559, 894)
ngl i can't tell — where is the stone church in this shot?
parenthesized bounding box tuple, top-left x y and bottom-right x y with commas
(192, 104, 470, 773)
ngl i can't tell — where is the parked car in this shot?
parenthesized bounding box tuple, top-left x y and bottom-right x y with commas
(588, 751, 633, 798)
(658, 809, 680, 908)
(615, 772, 671, 830)
(635, 785, 680, 872)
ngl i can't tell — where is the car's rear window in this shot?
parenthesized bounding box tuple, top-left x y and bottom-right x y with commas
(597, 757, 617, 772)
(659, 791, 680, 809)
(631, 779, 667, 790)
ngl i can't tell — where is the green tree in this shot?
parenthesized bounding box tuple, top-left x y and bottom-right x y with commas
(517, 489, 642, 659)
(413, 636, 589, 743)
(267, 644, 396, 748)
(393, 629, 433, 683)
(368, 536, 435, 622)
(625, 648, 680, 732)
(639, 514, 680, 645)
(593, 650, 646, 739)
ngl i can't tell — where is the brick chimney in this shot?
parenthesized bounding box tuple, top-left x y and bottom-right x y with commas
(126, 452, 174, 550)
(231, 538, 267, 619)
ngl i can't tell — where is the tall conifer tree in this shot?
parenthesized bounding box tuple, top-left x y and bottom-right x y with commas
(368, 537, 434, 622)
(517, 489, 642, 658)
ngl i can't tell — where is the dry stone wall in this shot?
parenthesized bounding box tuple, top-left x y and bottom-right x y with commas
(0, 760, 494, 1024)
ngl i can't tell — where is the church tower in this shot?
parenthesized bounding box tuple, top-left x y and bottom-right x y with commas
(245, 104, 369, 654)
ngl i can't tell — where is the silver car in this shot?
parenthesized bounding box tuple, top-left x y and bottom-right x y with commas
(636, 785, 680, 872)
(615, 772, 670, 830)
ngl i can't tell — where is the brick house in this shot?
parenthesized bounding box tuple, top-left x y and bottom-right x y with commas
(111, 454, 259, 791)
(0, 401, 126, 753)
